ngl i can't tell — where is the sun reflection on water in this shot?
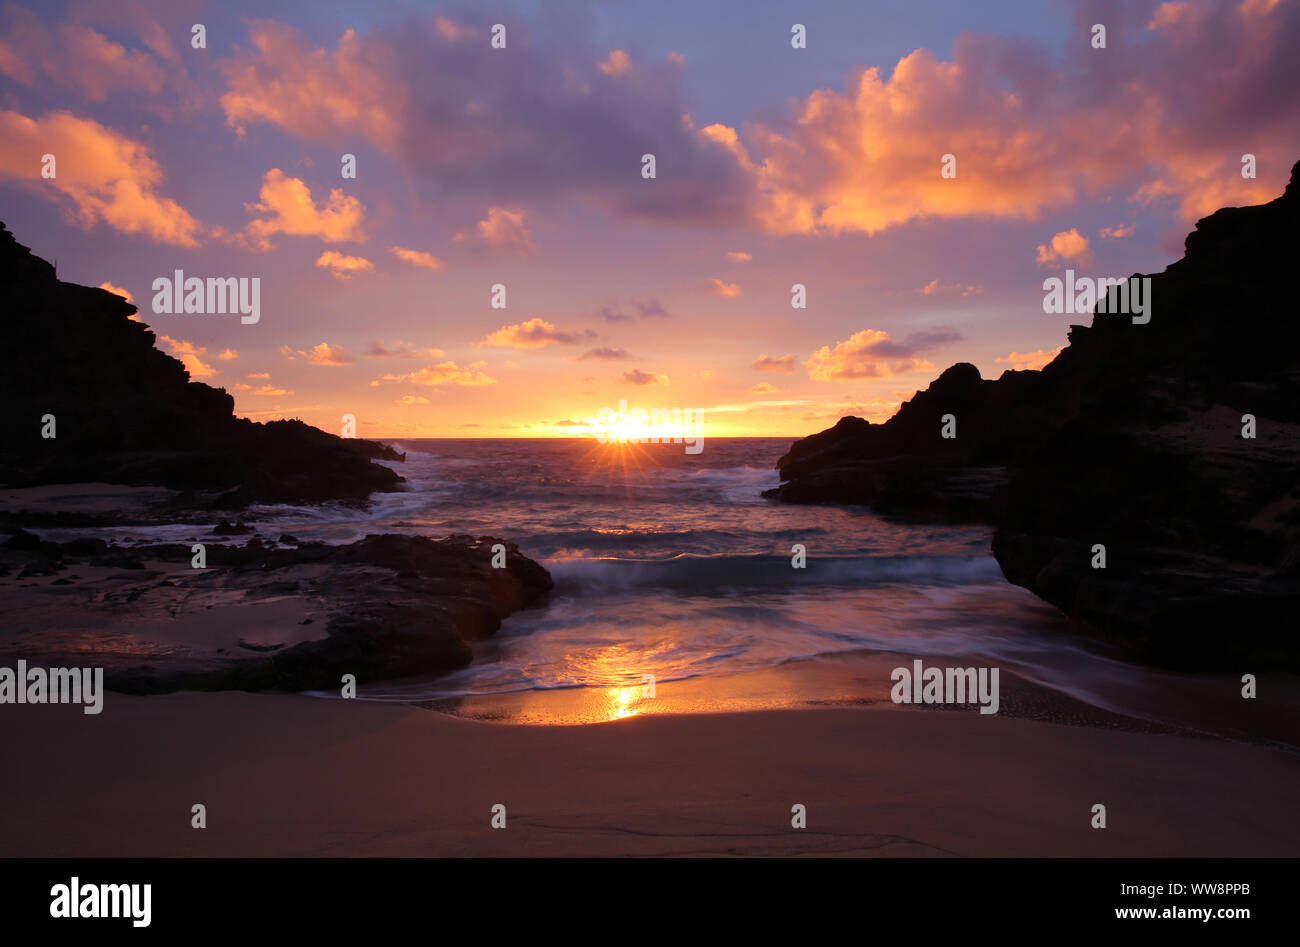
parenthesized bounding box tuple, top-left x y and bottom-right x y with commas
(607, 685, 644, 720)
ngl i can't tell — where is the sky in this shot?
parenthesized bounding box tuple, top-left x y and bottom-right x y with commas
(1, 0, 1297, 438)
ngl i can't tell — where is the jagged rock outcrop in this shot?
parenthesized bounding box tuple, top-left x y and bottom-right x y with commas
(769, 161, 1300, 669)
(764, 362, 1048, 521)
(1, 531, 553, 693)
(0, 222, 404, 505)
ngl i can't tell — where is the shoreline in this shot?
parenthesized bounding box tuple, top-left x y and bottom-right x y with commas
(352, 651, 1300, 754)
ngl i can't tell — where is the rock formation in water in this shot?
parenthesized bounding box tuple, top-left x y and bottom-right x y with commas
(0, 530, 553, 693)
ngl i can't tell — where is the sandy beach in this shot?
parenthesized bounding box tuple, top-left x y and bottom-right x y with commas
(2, 688, 1296, 858)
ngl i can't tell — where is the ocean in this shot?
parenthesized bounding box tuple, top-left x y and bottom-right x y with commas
(36, 437, 1283, 735)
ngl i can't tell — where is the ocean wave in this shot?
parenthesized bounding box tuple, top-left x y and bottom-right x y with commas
(543, 552, 1004, 592)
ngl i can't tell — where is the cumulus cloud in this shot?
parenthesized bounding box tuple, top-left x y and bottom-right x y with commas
(454, 207, 536, 256)
(753, 354, 796, 373)
(389, 246, 444, 270)
(599, 49, 632, 77)
(919, 279, 982, 297)
(221, 24, 403, 150)
(315, 250, 374, 279)
(245, 169, 366, 250)
(579, 347, 630, 360)
(711, 278, 742, 297)
(0, 8, 170, 101)
(218, 348, 238, 360)
(996, 346, 1064, 371)
(0, 110, 200, 245)
(726, 251, 752, 263)
(215, 15, 756, 224)
(305, 342, 353, 366)
(212, 3, 1298, 234)
(623, 369, 669, 386)
(1099, 222, 1136, 239)
(366, 340, 444, 358)
(805, 328, 960, 381)
(1035, 228, 1091, 265)
(481, 318, 591, 349)
(279, 343, 353, 364)
(745, 1, 1299, 232)
(380, 362, 497, 386)
(157, 335, 217, 379)
(750, 382, 780, 394)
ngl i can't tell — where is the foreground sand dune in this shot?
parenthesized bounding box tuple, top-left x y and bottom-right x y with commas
(2, 693, 1295, 857)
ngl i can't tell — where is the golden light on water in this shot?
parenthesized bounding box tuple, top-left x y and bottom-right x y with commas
(607, 685, 643, 719)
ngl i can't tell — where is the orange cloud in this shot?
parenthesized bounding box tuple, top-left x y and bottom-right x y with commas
(389, 246, 444, 271)
(210, 4, 1295, 236)
(0, 110, 200, 245)
(305, 342, 353, 366)
(0, 9, 169, 101)
(1149, 2, 1202, 30)
(381, 362, 497, 387)
(753, 354, 795, 373)
(1035, 228, 1091, 265)
(396, 395, 432, 405)
(996, 346, 1064, 371)
(245, 169, 366, 250)
(623, 369, 669, 386)
(157, 335, 217, 379)
(218, 348, 238, 360)
(750, 382, 780, 394)
(720, 2, 1294, 234)
(253, 384, 291, 396)
(599, 50, 632, 77)
(920, 279, 982, 297)
(434, 18, 466, 42)
(315, 250, 374, 279)
(719, 46, 1104, 235)
(805, 328, 959, 381)
(455, 207, 536, 257)
(711, 278, 742, 298)
(481, 318, 589, 349)
(1099, 223, 1135, 240)
(98, 281, 132, 302)
(726, 251, 752, 263)
(221, 24, 401, 150)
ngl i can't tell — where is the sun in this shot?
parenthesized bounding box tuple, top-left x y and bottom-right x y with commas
(590, 411, 645, 443)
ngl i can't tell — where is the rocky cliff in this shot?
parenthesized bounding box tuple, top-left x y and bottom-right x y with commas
(0, 221, 403, 506)
(768, 161, 1300, 670)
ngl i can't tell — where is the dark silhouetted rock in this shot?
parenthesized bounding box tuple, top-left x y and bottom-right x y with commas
(0, 222, 403, 506)
(764, 362, 1049, 521)
(768, 161, 1300, 670)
